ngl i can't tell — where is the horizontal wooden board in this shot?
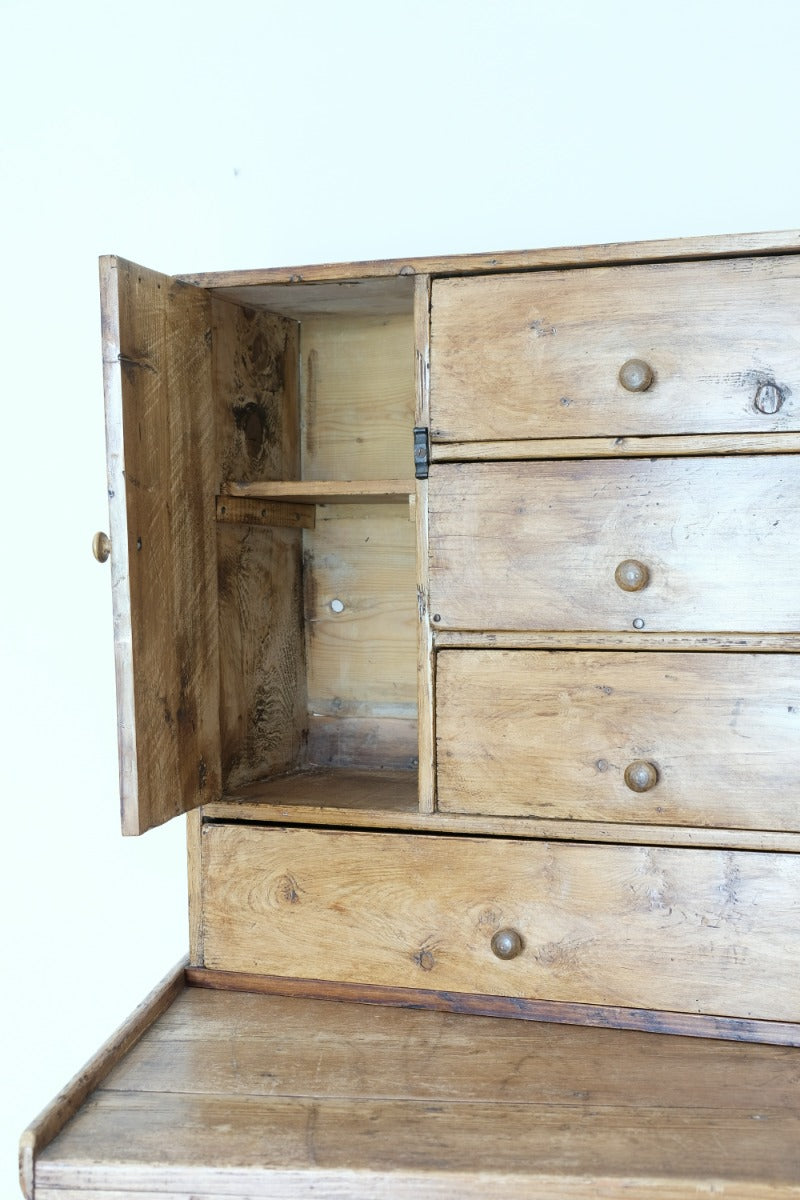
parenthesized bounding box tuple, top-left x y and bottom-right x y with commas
(430, 257, 800, 441)
(176, 227, 800, 287)
(431, 432, 800, 462)
(436, 650, 800, 829)
(428, 457, 800, 633)
(206, 764, 800, 852)
(201, 826, 800, 1022)
(220, 479, 413, 503)
(35, 987, 800, 1198)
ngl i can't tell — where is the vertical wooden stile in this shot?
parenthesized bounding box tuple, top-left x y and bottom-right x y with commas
(414, 275, 435, 812)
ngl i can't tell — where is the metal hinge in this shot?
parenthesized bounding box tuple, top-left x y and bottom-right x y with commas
(413, 427, 429, 479)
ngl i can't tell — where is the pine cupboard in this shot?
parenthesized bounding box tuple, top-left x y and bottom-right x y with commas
(20, 230, 800, 1199)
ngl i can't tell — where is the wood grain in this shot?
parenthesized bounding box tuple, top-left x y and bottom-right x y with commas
(436, 650, 800, 829)
(186, 969, 800, 1048)
(434, 630, 800, 652)
(201, 825, 800, 1022)
(428, 456, 800, 632)
(19, 961, 185, 1200)
(35, 987, 800, 1197)
(430, 257, 800, 441)
(217, 524, 307, 790)
(212, 298, 309, 790)
(206, 766, 800, 852)
(221, 479, 413, 502)
(303, 503, 417, 768)
(300, 312, 415, 480)
(100, 256, 221, 835)
(215, 495, 316, 529)
(432, 431, 800, 461)
(414, 276, 435, 812)
(176, 227, 800, 286)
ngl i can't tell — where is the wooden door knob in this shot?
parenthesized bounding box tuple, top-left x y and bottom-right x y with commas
(618, 358, 654, 392)
(624, 760, 659, 792)
(92, 531, 112, 563)
(491, 929, 523, 960)
(615, 559, 649, 591)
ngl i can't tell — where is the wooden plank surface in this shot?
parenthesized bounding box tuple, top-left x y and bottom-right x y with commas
(201, 826, 800, 1021)
(100, 256, 221, 834)
(20, 961, 186, 1200)
(432, 431, 800, 461)
(428, 456, 800, 633)
(299, 312, 415, 480)
(434, 631, 800, 652)
(430, 256, 800, 441)
(212, 299, 309, 791)
(176, 227, 800, 287)
(206, 765, 800, 853)
(220, 479, 413, 502)
(215, 495, 316, 529)
(414, 276, 436, 812)
(436, 650, 800, 830)
(35, 987, 800, 1198)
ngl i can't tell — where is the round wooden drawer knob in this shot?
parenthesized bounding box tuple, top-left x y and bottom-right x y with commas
(615, 559, 649, 592)
(491, 929, 523, 960)
(624, 760, 659, 792)
(92, 531, 112, 563)
(618, 358, 654, 392)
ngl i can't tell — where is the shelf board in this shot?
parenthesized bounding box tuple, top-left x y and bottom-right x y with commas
(220, 479, 414, 504)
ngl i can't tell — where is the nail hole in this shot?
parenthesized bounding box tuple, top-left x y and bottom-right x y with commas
(136, 537, 142, 551)
(433, 613, 441, 622)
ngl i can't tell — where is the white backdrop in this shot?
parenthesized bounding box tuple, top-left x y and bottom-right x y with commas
(3, 0, 799, 1192)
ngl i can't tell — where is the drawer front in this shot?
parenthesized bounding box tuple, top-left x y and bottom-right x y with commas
(430, 257, 800, 442)
(202, 824, 800, 1022)
(436, 650, 800, 830)
(428, 456, 800, 632)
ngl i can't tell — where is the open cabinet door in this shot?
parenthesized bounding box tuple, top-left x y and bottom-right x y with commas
(100, 257, 221, 834)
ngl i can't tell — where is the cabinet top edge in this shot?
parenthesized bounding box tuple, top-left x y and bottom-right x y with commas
(166, 229, 800, 289)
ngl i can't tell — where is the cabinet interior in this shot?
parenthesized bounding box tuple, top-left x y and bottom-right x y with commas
(210, 278, 419, 803)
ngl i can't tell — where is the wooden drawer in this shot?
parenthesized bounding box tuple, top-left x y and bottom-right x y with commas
(428, 456, 800, 632)
(436, 650, 800, 830)
(430, 256, 800, 442)
(201, 824, 800, 1023)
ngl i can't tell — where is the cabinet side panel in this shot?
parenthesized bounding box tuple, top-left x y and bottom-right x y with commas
(101, 257, 221, 835)
(212, 301, 308, 789)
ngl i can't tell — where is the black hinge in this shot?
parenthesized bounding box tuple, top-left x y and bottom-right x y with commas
(413, 427, 429, 479)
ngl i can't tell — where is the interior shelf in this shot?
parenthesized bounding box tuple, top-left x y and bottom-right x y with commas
(220, 479, 415, 504)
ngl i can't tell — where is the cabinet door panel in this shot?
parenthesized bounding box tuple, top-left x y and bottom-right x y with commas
(101, 256, 221, 834)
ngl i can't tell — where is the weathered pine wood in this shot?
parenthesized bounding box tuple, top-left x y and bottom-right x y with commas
(430, 257, 800, 441)
(186, 809, 204, 966)
(186, 970, 800, 1049)
(299, 312, 415, 480)
(432, 431, 800, 461)
(201, 825, 800, 1022)
(35, 988, 800, 1198)
(434, 630, 800, 652)
(215, 495, 316, 529)
(414, 276, 435, 812)
(428, 456, 800, 633)
(304, 504, 417, 712)
(220, 479, 413, 502)
(177, 227, 800, 287)
(207, 766, 800, 852)
(100, 256, 221, 834)
(19, 961, 186, 1200)
(436, 650, 800, 830)
(212, 299, 309, 791)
